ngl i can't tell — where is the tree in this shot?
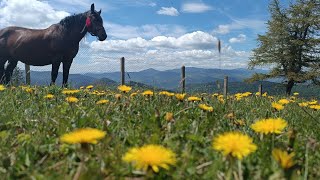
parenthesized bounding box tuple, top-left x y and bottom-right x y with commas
(248, 0, 320, 95)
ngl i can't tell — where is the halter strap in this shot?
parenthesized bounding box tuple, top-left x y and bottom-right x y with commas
(80, 17, 91, 34)
(86, 17, 91, 28)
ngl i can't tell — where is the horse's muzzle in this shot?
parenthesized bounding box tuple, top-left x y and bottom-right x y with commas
(98, 33, 107, 41)
(97, 29, 107, 41)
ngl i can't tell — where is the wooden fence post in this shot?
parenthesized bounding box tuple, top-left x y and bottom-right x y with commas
(258, 84, 263, 96)
(181, 66, 185, 93)
(120, 57, 125, 85)
(223, 76, 228, 97)
(25, 64, 31, 85)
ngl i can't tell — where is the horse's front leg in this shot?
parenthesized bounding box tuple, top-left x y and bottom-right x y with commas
(50, 61, 61, 86)
(62, 59, 73, 87)
(0, 59, 6, 84)
(4, 60, 18, 84)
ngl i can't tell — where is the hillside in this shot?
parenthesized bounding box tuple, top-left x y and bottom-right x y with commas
(184, 81, 320, 99)
(19, 68, 319, 99)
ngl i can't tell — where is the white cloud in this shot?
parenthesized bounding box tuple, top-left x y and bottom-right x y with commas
(181, 2, 212, 13)
(19, 31, 250, 73)
(106, 22, 187, 39)
(0, 0, 69, 29)
(113, 0, 157, 7)
(213, 18, 266, 34)
(229, 34, 247, 43)
(150, 31, 217, 49)
(53, 0, 91, 7)
(157, 7, 179, 16)
(66, 31, 250, 73)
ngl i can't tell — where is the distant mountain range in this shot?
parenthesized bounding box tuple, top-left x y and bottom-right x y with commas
(25, 67, 266, 88)
(22, 67, 319, 98)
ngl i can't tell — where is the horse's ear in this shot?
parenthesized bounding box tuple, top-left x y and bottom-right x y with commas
(98, 9, 101, 15)
(91, 3, 95, 12)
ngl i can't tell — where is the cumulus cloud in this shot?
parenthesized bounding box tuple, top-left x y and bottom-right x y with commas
(112, 0, 157, 7)
(213, 18, 266, 35)
(157, 7, 179, 16)
(18, 30, 250, 73)
(0, 0, 69, 28)
(181, 2, 212, 13)
(106, 22, 187, 39)
(229, 34, 247, 43)
(73, 31, 250, 73)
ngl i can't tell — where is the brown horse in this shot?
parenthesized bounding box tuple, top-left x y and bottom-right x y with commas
(0, 3, 107, 86)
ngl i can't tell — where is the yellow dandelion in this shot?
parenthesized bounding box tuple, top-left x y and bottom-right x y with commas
(234, 93, 243, 101)
(272, 149, 295, 169)
(86, 85, 94, 89)
(115, 93, 122, 100)
(212, 132, 257, 160)
(165, 112, 174, 122)
(255, 92, 261, 96)
(226, 112, 235, 119)
(262, 92, 268, 97)
(278, 99, 290, 105)
(293, 92, 299, 96)
(308, 100, 318, 105)
(218, 96, 225, 103)
(234, 119, 245, 126)
(175, 93, 186, 101)
(272, 102, 284, 111)
(198, 104, 213, 112)
(96, 99, 109, 105)
(159, 91, 169, 96)
(118, 85, 132, 93)
(25, 87, 34, 93)
(96, 91, 106, 96)
(212, 93, 219, 97)
(159, 91, 174, 97)
(62, 89, 80, 95)
(44, 94, 54, 100)
(142, 90, 154, 96)
(298, 102, 309, 107)
(79, 86, 84, 89)
(309, 105, 320, 110)
(123, 144, 176, 173)
(65, 96, 79, 103)
(243, 92, 252, 96)
(251, 118, 287, 134)
(60, 128, 106, 144)
(130, 92, 138, 98)
(0, 85, 6, 91)
(187, 96, 201, 102)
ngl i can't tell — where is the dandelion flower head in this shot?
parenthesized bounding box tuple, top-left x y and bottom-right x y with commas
(123, 144, 176, 173)
(272, 148, 295, 169)
(251, 118, 287, 134)
(212, 132, 257, 160)
(60, 128, 106, 144)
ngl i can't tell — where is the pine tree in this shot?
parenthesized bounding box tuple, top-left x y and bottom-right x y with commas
(248, 0, 320, 95)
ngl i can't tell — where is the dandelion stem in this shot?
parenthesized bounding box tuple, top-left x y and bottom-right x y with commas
(226, 157, 234, 180)
(73, 161, 84, 180)
(238, 160, 243, 180)
(304, 143, 309, 180)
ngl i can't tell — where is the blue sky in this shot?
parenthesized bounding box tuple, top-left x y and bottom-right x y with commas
(0, 0, 291, 73)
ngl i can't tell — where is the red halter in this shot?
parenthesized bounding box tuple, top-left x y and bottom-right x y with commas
(86, 17, 91, 28)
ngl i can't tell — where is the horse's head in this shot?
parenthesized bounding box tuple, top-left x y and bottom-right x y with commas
(85, 3, 107, 41)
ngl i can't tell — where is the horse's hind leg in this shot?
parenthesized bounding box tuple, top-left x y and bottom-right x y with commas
(4, 60, 18, 84)
(0, 59, 6, 84)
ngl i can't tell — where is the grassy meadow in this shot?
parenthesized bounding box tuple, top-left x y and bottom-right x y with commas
(0, 85, 319, 179)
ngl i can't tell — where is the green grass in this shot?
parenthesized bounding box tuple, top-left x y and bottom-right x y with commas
(0, 85, 319, 179)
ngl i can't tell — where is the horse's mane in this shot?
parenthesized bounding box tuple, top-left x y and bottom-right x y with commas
(59, 12, 88, 29)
